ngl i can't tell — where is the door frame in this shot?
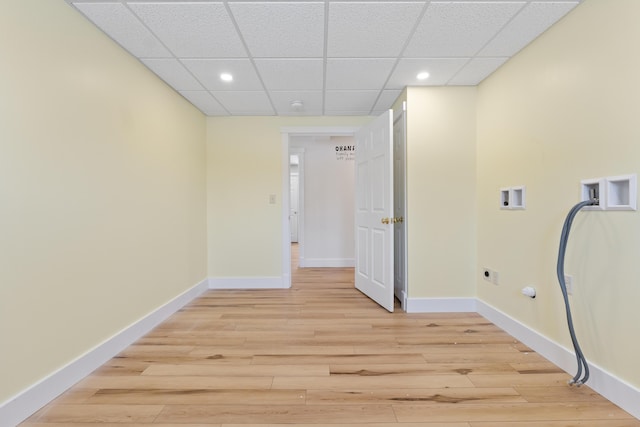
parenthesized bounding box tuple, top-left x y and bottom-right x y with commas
(393, 102, 409, 310)
(280, 127, 360, 288)
(289, 148, 305, 258)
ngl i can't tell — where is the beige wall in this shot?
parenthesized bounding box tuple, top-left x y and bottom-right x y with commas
(477, 0, 640, 388)
(206, 93, 477, 298)
(206, 116, 370, 278)
(0, 2, 207, 402)
(6, 0, 639, 411)
(392, 89, 407, 113)
(406, 87, 477, 299)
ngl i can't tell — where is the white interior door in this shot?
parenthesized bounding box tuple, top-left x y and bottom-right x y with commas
(355, 110, 394, 312)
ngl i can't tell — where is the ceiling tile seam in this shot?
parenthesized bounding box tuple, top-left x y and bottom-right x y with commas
(445, 56, 510, 87)
(68, 2, 221, 113)
(399, 55, 503, 60)
(369, 0, 431, 114)
(223, 1, 277, 116)
(143, 56, 259, 61)
(473, 0, 582, 63)
(118, 1, 232, 114)
(322, 0, 330, 116)
(442, 57, 475, 86)
(444, 0, 582, 85)
(133, 54, 233, 115)
(68, 2, 171, 59)
(120, 1, 175, 60)
(444, 0, 549, 86)
(176, 60, 232, 116)
(460, 1, 529, 61)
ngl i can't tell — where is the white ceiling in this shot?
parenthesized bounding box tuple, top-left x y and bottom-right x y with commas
(67, 0, 582, 116)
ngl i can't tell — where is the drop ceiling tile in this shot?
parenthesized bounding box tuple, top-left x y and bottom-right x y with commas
(455, 0, 575, 2)
(448, 57, 509, 85)
(182, 59, 263, 91)
(71, 0, 584, 117)
(373, 90, 403, 112)
(325, 90, 379, 112)
(387, 58, 469, 88)
(211, 91, 275, 115)
(480, 2, 580, 57)
(73, 2, 171, 57)
(128, 2, 246, 58)
(325, 110, 372, 116)
(327, 2, 424, 57)
(141, 59, 203, 91)
(326, 59, 396, 90)
(179, 91, 228, 116)
(254, 59, 323, 91)
(269, 91, 323, 115)
(404, 1, 525, 57)
(228, 2, 324, 57)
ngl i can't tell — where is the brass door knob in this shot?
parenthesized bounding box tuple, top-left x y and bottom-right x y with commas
(381, 218, 390, 224)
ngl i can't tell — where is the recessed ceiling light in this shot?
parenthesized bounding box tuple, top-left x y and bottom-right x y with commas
(220, 73, 233, 82)
(416, 71, 430, 80)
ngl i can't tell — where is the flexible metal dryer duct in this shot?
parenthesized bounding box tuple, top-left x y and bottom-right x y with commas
(556, 198, 599, 386)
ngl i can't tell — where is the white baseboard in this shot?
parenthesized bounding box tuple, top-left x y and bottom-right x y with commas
(3, 288, 637, 425)
(405, 297, 477, 313)
(301, 258, 355, 268)
(208, 276, 289, 289)
(0, 278, 209, 427)
(477, 299, 640, 420)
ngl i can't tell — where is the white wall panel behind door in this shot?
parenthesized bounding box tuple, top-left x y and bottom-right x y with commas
(290, 135, 355, 267)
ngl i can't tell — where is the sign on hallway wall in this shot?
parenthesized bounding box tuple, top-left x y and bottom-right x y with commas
(335, 144, 355, 161)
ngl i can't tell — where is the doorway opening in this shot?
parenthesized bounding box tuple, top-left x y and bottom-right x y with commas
(280, 127, 358, 288)
(281, 118, 407, 311)
(289, 134, 355, 270)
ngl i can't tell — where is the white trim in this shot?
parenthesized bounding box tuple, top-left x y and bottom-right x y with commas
(0, 279, 209, 427)
(281, 132, 292, 289)
(3, 287, 638, 424)
(405, 297, 477, 313)
(302, 258, 355, 268)
(477, 299, 640, 420)
(209, 276, 288, 289)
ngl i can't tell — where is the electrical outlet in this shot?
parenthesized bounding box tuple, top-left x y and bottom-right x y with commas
(482, 268, 492, 282)
(564, 274, 573, 295)
(491, 271, 500, 285)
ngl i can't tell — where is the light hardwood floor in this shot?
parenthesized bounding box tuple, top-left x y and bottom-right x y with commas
(22, 244, 639, 426)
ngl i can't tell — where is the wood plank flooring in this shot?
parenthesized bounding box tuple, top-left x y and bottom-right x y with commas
(21, 245, 639, 426)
